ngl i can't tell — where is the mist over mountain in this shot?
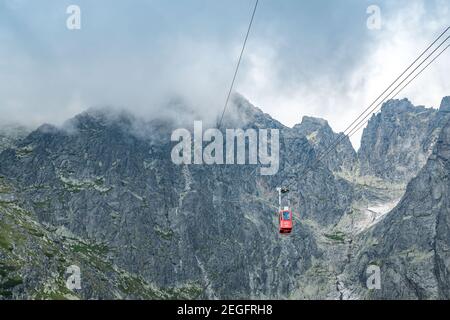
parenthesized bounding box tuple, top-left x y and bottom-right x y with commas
(1, 94, 449, 299)
(0, 125, 29, 153)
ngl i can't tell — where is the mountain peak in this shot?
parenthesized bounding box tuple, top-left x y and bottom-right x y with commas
(381, 98, 414, 113)
(291, 115, 356, 172)
(222, 93, 285, 129)
(439, 96, 450, 112)
(300, 116, 329, 128)
(292, 116, 332, 135)
(36, 123, 59, 134)
(232, 93, 264, 115)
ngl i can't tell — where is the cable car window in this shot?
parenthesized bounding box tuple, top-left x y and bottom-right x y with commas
(283, 211, 290, 220)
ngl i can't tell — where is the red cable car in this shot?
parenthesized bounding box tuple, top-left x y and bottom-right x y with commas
(276, 187, 293, 234)
(279, 207, 293, 234)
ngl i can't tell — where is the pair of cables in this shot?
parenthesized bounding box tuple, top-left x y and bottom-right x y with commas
(290, 26, 450, 185)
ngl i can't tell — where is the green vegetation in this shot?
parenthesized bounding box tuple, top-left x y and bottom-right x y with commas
(71, 242, 109, 256)
(0, 233, 12, 251)
(0, 220, 18, 251)
(324, 231, 346, 243)
(34, 291, 69, 300)
(0, 274, 23, 298)
(33, 284, 78, 300)
(1, 276, 23, 289)
(164, 283, 203, 300)
(0, 178, 207, 300)
(0, 184, 11, 193)
(60, 175, 112, 193)
(0, 262, 20, 278)
(154, 225, 175, 240)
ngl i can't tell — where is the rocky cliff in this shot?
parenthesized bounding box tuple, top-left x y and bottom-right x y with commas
(358, 98, 450, 182)
(0, 96, 355, 299)
(1, 95, 449, 300)
(343, 115, 450, 299)
(292, 116, 357, 173)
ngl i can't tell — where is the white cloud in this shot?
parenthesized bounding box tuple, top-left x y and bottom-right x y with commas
(238, 0, 450, 149)
(1, 0, 449, 150)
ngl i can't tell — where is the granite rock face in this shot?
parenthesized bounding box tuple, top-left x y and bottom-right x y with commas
(292, 116, 357, 173)
(358, 98, 450, 183)
(0, 176, 201, 299)
(440, 96, 450, 112)
(0, 96, 354, 299)
(345, 116, 450, 299)
(1, 95, 450, 300)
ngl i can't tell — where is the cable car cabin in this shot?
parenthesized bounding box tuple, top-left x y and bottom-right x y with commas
(279, 207, 293, 234)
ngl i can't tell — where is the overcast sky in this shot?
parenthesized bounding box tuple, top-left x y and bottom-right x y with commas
(1, 0, 449, 147)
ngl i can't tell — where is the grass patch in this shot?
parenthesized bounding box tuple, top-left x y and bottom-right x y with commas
(33, 285, 76, 300)
(0, 262, 20, 278)
(0, 220, 15, 251)
(0, 289, 13, 298)
(71, 242, 109, 256)
(324, 231, 346, 243)
(1, 276, 23, 290)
